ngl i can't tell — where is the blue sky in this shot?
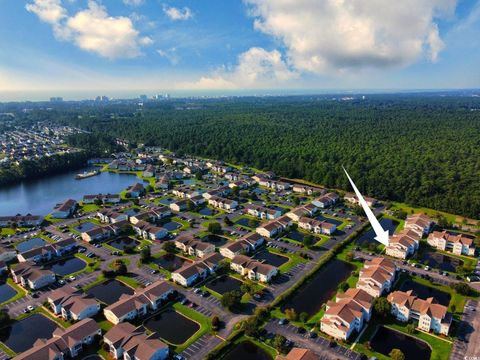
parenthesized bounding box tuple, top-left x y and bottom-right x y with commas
(0, 0, 479, 99)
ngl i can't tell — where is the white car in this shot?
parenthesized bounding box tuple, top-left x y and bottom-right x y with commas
(69, 276, 76, 281)
(27, 305, 35, 311)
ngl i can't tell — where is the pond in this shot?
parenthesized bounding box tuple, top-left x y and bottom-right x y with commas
(223, 341, 272, 360)
(153, 254, 191, 272)
(283, 259, 355, 317)
(316, 215, 343, 226)
(74, 221, 97, 233)
(45, 257, 86, 276)
(159, 197, 174, 205)
(86, 279, 134, 305)
(201, 234, 228, 245)
(0, 167, 141, 215)
(144, 309, 200, 345)
(205, 275, 243, 295)
(355, 218, 399, 246)
(15, 237, 47, 252)
(124, 208, 141, 217)
(0, 313, 59, 353)
(0, 282, 17, 303)
(109, 237, 139, 251)
(285, 230, 305, 242)
(236, 218, 259, 228)
(162, 221, 182, 231)
(420, 251, 463, 272)
(370, 326, 431, 360)
(253, 250, 289, 267)
(198, 207, 214, 216)
(400, 279, 451, 306)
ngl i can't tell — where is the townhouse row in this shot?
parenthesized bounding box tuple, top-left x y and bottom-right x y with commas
(385, 213, 434, 259)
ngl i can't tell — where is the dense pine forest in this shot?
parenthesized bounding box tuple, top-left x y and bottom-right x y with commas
(3, 94, 480, 218)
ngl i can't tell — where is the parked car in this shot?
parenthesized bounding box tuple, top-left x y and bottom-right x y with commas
(27, 305, 35, 311)
(278, 318, 287, 325)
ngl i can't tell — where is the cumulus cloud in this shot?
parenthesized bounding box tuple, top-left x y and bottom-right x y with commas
(163, 5, 193, 21)
(26, 0, 66, 24)
(26, 0, 152, 59)
(26, 0, 68, 37)
(183, 47, 298, 89)
(245, 0, 457, 73)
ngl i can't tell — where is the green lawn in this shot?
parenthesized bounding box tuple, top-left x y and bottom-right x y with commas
(116, 275, 142, 289)
(390, 201, 478, 227)
(79, 203, 100, 213)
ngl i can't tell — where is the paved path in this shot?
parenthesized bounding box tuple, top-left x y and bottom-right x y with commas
(265, 320, 362, 360)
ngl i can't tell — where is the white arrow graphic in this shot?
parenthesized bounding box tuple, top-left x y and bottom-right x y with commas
(343, 167, 390, 246)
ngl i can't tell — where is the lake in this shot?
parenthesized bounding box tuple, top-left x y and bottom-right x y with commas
(45, 257, 86, 276)
(86, 279, 134, 305)
(356, 218, 399, 246)
(223, 341, 272, 360)
(0, 282, 17, 303)
(0, 313, 59, 353)
(0, 168, 141, 216)
(15, 237, 47, 252)
(144, 309, 200, 344)
(283, 259, 354, 317)
(370, 326, 431, 360)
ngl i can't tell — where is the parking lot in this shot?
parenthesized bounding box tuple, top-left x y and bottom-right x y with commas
(451, 300, 480, 360)
(180, 334, 222, 360)
(266, 320, 362, 360)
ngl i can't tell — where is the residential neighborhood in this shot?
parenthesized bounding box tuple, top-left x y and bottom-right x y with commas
(0, 148, 478, 360)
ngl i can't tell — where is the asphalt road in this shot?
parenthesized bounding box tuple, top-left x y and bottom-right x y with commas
(450, 300, 480, 360)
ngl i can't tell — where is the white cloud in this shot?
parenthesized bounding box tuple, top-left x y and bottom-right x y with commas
(26, 0, 152, 59)
(157, 48, 179, 65)
(26, 0, 66, 24)
(123, 0, 144, 6)
(182, 47, 298, 89)
(245, 0, 457, 73)
(163, 5, 193, 21)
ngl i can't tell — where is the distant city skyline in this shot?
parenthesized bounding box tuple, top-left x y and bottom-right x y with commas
(1, 0, 480, 99)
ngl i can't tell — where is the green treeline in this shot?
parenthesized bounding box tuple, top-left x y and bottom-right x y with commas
(0, 152, 89, 187)
(10, 95, 480, 218)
